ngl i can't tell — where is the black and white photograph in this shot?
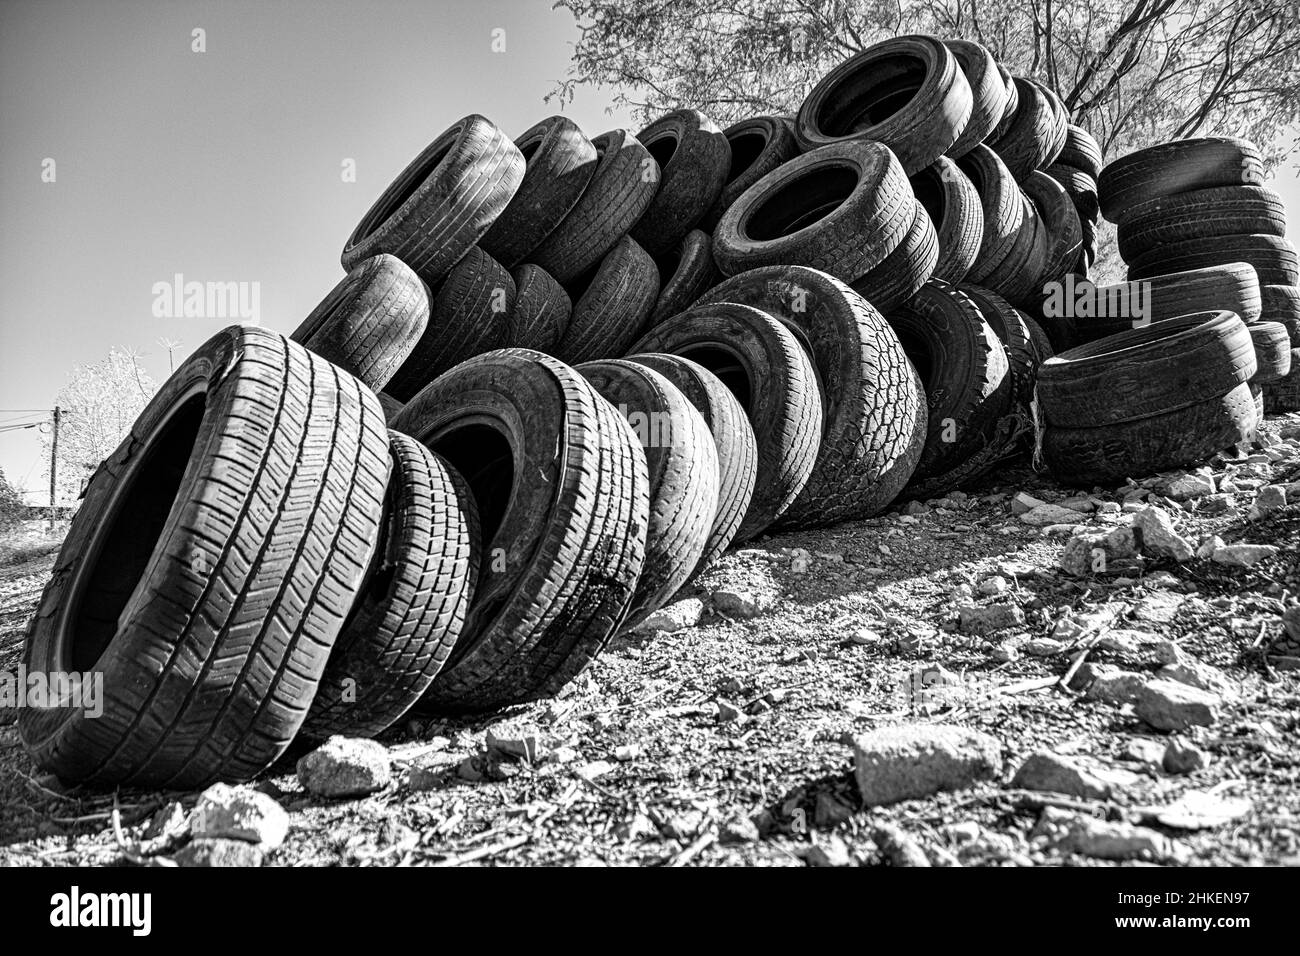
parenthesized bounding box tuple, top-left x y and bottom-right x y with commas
(0, 0, 1298, 915)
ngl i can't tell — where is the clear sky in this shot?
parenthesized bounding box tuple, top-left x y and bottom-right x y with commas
(2, 0, 1299, 500)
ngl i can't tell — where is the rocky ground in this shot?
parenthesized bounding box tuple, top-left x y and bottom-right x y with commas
(2, 416, 1299, 868)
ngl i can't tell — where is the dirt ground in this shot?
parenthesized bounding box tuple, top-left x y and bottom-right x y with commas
(2, 417, 1298, 868)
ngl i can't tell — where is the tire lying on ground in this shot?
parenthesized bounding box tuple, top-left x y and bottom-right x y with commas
(1248, 321, 1293, 385)
(696, 266, 927, 526)
(20, 326, 389, 788)
(630, 109, 731, 256)
(553, 234, 659, 364)
(394, 349, 649, 712)
(648, 229, 719, 327)
(477, 116, 599, 268)
(700, 115, 800, 232)
(988, 77, 1062, 182)
(1070, 263, 1262, 344)
(529, 129, 659, 284)
(576, 360, 718, 627)
(884, 281, 1011, 490)
(1115, 186, 1287, 262)
(507, 263, 571, 353)
(1097, 137, 1264, 224)
(943, 39, 1008, 158)
(713, 140, 912, 283)
(795, 34, 973, 174)
(624, 353, 757, 575)
(301, 433, 479, 739)
(850, 199, 940, 314)
(341, 114, 524, 286)
(290, 254, 429, 392)
(1057, 124, 1103, 180)
(1127, 234, 1299, 287)
(959, 145, 1025, 283)
(910, 156, 983, 283)
(1262, 284, 1300, 342)
(384, 247, 515, 401)
(629, 303, 822, 541)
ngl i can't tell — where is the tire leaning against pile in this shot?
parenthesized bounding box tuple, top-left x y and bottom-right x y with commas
(988, 77, 1061, 182)
(507, 263, 571, 353)
(699, 115, 800, 232)
(850, 199, 940, 314)
(394, 349, 649, 713)
(630, 109, 731, 257)
(553, 234, 660, 364)
(648, 229, 720, 327)
(910, 156, 983, 284)
(958, 145, 1025, 284)
(943, 39, 1008, 158)
(20, 326, 390, 788)
(696, 265, 927, 527)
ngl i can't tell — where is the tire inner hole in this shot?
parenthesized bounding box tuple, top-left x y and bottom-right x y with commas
(677, 345, 753, 410)
(747, 166, 857, 240)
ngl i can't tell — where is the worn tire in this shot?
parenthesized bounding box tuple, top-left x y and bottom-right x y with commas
(1098, 137, 1264, 225)
(624, 354, 756, 575)
(978, 188, 1045, 309)
(850, 199, 940, 314)
(341, 115, 524, 286)
(959, 145, 1025, 283)
(529, 129, 658, 284)
(697, 266, 927, 526)
(507, 263, 571, 353)
(1264, 355, 1300, 413)
(1117, 184, 1289, 260)
(713, 140, 912, 282)
(1127, 234, 1299, 287)
(385, 247, 515, 401)
(944, 39, 1008, 158)
(394, 349, 649, 712)
(700, 115, 800, 232)
(911, 156, 983, 283)
(291, 254, 429, 392)
(1023, 170, 1084, 291)
(1022, 312, 1055, 362)
(1045, 164, 1100, 225)
(630, 109, 731, 256)
(1057, 125, 1103, 180)
(629, 303, 822, 541)
(989, 78, 1061, 182)
(301, 434, 478, 739)
(1072, 263, 1262, 343)
(795, 34, 973, 174)
(20, 326, 389, 787)
(478, 116, 599, 268)
(648, 229, 719, 327)
(554, 235, 659, 364)
(960, 284, 1039, 409)
(378, 391, 405, 423)
(1248, 321, 1293, 385)
(990, 63, 1020, 142)
(1042, 382, 1256, 485)
(576, 360, 717, 626)
(1262, 284, 1300, 344)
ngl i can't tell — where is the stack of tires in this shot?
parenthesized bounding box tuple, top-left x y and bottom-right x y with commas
(1099, 137, 1297, 420)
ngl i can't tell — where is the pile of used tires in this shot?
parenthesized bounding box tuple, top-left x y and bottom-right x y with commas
(20, 34, 1297, 788)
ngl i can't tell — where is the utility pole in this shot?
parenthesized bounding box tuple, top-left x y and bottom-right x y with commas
(48, 405, 60, 533)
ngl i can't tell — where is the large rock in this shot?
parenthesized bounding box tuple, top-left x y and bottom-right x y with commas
(1132, 506, 1193, 562)
(1059, 525, 1138, 576)
(711, 587, 768, 619)
(189, 783, 289, 848)
(1134, 680, 1221, 731)
(1079, 664, 1146, 705)
(634, 597, 704, 633)
(1210, 543, 1279, 567)
(296, 736, 392, 798)
(1060, 817, 1181, 861)
(850, 724, 1002, 807)
(1159, 473, 1215, 501)
(1020, 504, 1085, 527)
(1011, 751, 1137, 800)
(957, 603, 1025, 634)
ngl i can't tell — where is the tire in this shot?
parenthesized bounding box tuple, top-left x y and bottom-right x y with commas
(1117, 186, 1289, 261)
(1127, 234, 1299, 286)
(628, 302, 823, 541)
(696, 266, 927, 526)
(1264, 354, 1300, 413)
(1098, 137, 1264, 224)
(507, 263, 571, 353)
(301, 434, 478, 739)
(990, 63, 1019, 142)
(630, 109, 731, 256)
(1023, 170, 1083, 291)
(944, 39, 1008, 158)
(911, 156, 983, 283)
(290, 254, 429, 392)
(1057, 124, 1103, 180)
(378, 391, 405, 423)
(528, 129, 658, 284)
(19, 326, 389, 788)
(850, 199, 940, 314)
(393, 349, 649, 712)
(959, 145, 1025, 283)
(341, 115, 524, 286)
(1072, 263, 1262, 343)
(478, 116, 599, 268)
(384, 247, 515, 401)
(576, 360, 718, 626)
(1262, 284, 1300, 343)
(980, 188, 1045, 309)
(648, 229, 720, 327)
(713, 140, 912, 282)
(1045, 164, 1100, 224)
(1038, 311, 1255, 428)
(1036, 81, 1070, 167)
(795, 34, 973, 174)
(1042, 382, 1256, 485)
(1022, 312, 1055, 362)
(989, 78, 1061, 182)
(624, 353, 757, 575)
(700, 115, 800, 232)
(1248, 321, 1293, 385)
(554, 235, 659, 364)
(885, 281, 1011, 484)
(960, 284, 1039, 408)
